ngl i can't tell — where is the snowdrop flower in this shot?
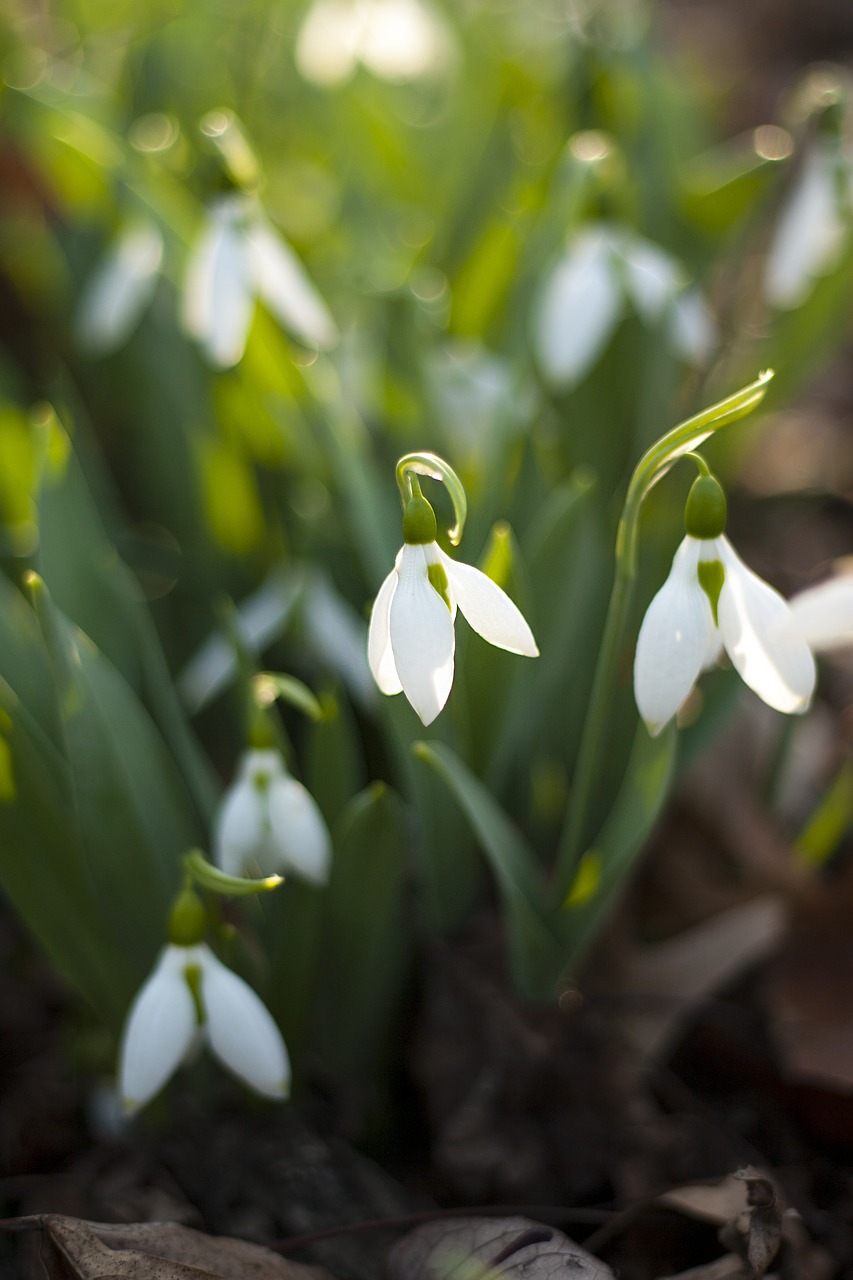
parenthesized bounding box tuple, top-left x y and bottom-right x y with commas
(119, 891, 289, 1113)
(534, 223, 714, 389)
(781, 572, 853, 651)
(295, 0, 455, 87)
(634, 470, 816, 735)
(183, 195, 338, 368)
(765, 138, 853, 309)
(213, 747, 331, 885)
(368, 457, 538, 725)
(76, 221, 164, 355)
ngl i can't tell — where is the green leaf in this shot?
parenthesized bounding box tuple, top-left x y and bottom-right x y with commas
(557, 722, 678, 978)
(312, 783, 411, 1080)
(414, 740, 563, 999)
(0, 678, 136, 1026)
(27, 574, 201, 975)
(305, 689, 366, 828)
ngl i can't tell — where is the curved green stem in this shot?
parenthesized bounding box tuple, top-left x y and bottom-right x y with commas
(553, 370, 774, 902)
(396, 452, 468, 545)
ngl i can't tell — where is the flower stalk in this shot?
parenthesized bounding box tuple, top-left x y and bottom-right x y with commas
(553, 371, 774, 902)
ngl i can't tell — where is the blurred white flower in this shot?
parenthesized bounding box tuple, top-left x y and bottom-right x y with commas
(634, 535, 816, 736)
(764, 141, 853, 309)
(534, 223, 715, 388)
(780, 572, 853, 651)
(295, 0, 455, 87)
(368, 541, 538, 725)
(183, 195, 338, 367)
(76, 222, 164, 355)
(119, 942, 289, 1113)
(213, 747, 331, 885)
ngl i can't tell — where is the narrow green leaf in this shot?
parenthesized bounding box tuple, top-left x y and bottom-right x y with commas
(558, 722, 677, 978)
(414, 740, 563, 999)
(312, 783, 410, 1079)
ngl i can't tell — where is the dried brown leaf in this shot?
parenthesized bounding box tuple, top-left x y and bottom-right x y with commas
(387, 1216, 614, 1280)
(1, 1215, 331, 1280)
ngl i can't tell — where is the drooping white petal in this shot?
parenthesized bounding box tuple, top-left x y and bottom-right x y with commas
(668, 287, 715, 365)
(294, 0, 362, 86)
(267, 774, 332, 884)
(199, 946, 290, 1099)
(717, 537, 816, 713)
(633, 537, 717, 735)
(439, 548, 538, 656)
(213, 749, 286, 878)
(77, 222, 164, 355)
(183, 199, 254, 368)
(367, 565, 403, 695)
(619, 234, 683, 321)
(118, 945, 198, 1113)
(389, 543, 455, 725)
(358, 0, 454, 81)
(245, 219, 338, 350)
(785, 574, 853, 651)
(764, 143, 847, 309)
(534, 228, 622, 388)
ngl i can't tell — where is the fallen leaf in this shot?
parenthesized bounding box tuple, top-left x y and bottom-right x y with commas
(0, 1215, 332, 1280)
(387, 1215, 614, 1280)
(609, 897, 787, 1062)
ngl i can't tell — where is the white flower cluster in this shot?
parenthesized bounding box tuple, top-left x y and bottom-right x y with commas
(534, 223, 714, 389)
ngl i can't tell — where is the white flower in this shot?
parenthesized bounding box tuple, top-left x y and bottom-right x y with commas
(634, 535, 816, 735)
(367, 541, 538, 725)
(76, 222, 164, 355)
(119, 942, 289, 1113)
(213, 748, 331, 885)
(183, 196, 338, 368)
(764, 140, 852, 309)
(781, 573, 853, 651)
(295, 0, 455, 87)
(534, 224, 714, 389)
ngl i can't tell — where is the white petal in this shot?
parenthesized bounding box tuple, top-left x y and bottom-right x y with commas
(213, 750, 290, 878)
(668, 288, 715, 364)
(534, 228, 622, 388)
(199, 947, 290, 1099)
(765, 143, 846, 309)
(439, 548, 538, 656)
(118, 946, 198, 1113)
(268, 775, 332, 884)
(76, 223, 164, 355)
(785, 574, 853, 651)
(717, 537, 816, 714)
(294, 0, 361, 86)
(619, 234, 683, 321)
(633, 537, 717, 735)
(246, 220, 338, 350)
(183, 200, 254, 368)
(359, 0, 453, 80)
(367, 564, 403, 695)
(389, 543, 455, 725)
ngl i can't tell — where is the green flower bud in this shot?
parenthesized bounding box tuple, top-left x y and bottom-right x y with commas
(168, 887, 207, 947)
(402, 493, 437, 545)
(684, 474, 727, 540)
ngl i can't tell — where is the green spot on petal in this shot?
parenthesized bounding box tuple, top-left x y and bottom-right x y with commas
(698, 558, 725, 626)
(427, 561, 451, 610)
